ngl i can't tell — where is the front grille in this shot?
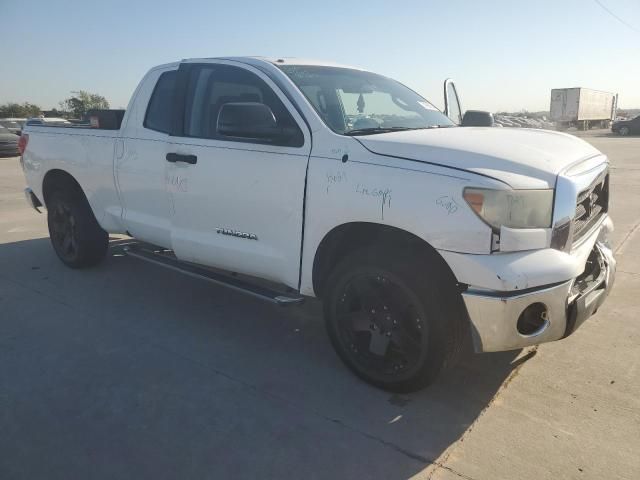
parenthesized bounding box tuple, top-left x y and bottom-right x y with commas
(573, 173, 609, 244)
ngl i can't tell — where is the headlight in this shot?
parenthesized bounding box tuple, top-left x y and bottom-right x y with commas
(463, 188, 553, 230)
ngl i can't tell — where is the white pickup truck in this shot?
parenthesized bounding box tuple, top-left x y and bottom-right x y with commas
(20, 57, 615, 392)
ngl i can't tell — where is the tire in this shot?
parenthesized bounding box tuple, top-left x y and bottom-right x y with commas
(323, 246, 465, 392)
(47, 189, 108, 268)
(619, 126, 630, 136)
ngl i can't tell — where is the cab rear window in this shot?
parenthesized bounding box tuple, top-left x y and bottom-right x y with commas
(144, 71, 176, 134)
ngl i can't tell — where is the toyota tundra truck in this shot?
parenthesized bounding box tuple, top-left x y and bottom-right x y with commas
(19, 57, 616, 392)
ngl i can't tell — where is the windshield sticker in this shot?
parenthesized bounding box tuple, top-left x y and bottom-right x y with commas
(418, 101, 438, 111)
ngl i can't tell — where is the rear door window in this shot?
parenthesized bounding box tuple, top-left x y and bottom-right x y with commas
(144, 70, 177, 134)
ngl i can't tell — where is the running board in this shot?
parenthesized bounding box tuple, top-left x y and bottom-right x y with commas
(122, 244, 304, 306)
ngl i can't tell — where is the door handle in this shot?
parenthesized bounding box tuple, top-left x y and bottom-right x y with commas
(166, 153, 197, 165)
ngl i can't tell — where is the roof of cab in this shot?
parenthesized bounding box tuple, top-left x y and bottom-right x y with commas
(180, 56, 363, 70)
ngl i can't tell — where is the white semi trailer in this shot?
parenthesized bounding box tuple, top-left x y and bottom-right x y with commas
(550, 88, 617, 130)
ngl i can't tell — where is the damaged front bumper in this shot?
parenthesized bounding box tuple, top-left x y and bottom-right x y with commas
(459, 225, 616, 353)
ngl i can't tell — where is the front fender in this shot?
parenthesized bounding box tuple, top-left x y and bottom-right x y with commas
(299, 152, 500, 296)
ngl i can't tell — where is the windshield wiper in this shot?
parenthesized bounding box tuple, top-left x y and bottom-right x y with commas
(344, 126, 418, 136)
(344, 126, 451, 136)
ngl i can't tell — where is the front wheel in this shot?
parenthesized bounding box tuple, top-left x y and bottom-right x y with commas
(323, 247, 464, 392)
(619, 126, 630, 136)
(47, 190, 108, 268)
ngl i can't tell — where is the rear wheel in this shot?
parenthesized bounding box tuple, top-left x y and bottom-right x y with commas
(619, 126, 630, 136)
(47, 190, 108, 268)
(323, 247, 464, 392)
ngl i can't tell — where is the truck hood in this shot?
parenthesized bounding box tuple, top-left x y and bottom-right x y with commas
(357, 127, 603, 188)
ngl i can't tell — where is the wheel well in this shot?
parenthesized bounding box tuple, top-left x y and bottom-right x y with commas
(312, 222, 457, 298)
(42, 169, 84, 207)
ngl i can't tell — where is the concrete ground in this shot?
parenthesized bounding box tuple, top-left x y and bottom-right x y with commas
(0, 131, 638, 479)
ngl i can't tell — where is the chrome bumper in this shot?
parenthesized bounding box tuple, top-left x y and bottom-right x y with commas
(462, 242, 616, 352)
(24, 188, 43, 213)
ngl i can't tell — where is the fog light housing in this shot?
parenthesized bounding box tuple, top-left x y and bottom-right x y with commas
(517, 303, 549, 336)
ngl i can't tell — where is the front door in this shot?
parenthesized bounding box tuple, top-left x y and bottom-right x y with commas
(165, 61, 311, 288)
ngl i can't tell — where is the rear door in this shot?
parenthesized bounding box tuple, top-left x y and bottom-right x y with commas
(116, 66, 177, 247)
(165, 61, 311, 288)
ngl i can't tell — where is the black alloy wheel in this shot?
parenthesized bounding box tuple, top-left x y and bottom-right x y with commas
(324, 246, 464, 392)
(332, 272, 428, 381)
(46, 189, 108, 268)
(49, 201, 79, 263)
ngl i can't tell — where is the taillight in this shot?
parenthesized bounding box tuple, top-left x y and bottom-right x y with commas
(18, 133, 29, 155)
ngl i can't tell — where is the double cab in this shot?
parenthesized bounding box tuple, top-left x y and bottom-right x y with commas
(20, 57, 616, 391)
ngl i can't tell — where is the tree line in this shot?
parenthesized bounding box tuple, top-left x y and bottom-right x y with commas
(0, 91, 110, 119)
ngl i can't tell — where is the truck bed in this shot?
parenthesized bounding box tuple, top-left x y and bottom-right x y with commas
(22, 122, 124, 234)
(28, 109, 125, 130)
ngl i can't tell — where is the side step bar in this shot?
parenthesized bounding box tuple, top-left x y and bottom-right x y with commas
(122, 244, 304, 307)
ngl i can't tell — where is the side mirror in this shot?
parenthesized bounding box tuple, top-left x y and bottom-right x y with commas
(217, 102, 293, 142)
(462, 110, 494, 127)
(443, 79, 463, 125)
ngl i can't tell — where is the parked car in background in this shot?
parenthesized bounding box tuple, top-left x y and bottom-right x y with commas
(612, 115, 640, 136)
(25, 117, 71, 127)
(0, 126, 20, 156)
(0, 118, 25, 135)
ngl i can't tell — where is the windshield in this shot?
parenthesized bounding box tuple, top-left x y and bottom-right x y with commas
(279, 65, 454, 135)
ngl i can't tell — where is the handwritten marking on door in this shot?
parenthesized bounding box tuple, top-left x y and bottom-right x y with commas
(166, 175, 188, 193)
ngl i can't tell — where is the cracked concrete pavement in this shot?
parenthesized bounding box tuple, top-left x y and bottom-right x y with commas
(1, 132, 639, 479)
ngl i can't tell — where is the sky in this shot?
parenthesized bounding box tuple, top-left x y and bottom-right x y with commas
(2, 0, 639, 112)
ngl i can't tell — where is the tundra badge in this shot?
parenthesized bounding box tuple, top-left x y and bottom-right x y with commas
(216, 227, 258, 240)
